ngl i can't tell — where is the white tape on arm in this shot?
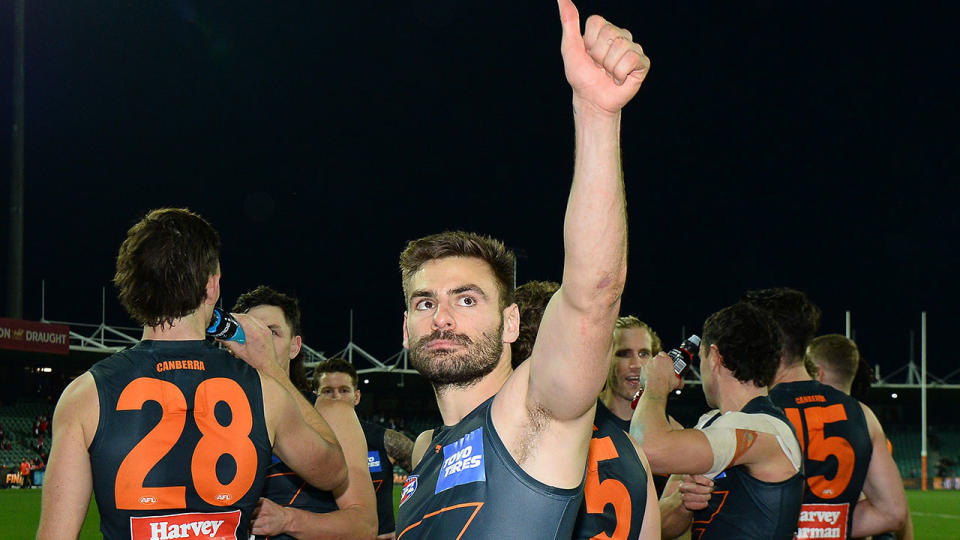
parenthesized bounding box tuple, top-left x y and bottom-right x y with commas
(696, 411, 803, 478)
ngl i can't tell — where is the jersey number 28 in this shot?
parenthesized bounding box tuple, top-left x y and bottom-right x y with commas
(114, 377, 258, 509)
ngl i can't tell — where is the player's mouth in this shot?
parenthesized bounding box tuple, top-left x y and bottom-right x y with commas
(426, 340, 465, 350)
(625, 375, 640, 387)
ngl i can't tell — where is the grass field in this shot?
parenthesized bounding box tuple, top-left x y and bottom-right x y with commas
(3, 488, 957, 539)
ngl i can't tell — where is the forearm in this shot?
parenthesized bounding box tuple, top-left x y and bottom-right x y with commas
(562, 101, 627, 311)
(658, 490, 693, 540)
(283, 505, 377, 540)
(851, 498, 906, 537)
(630, 391, 672, 472)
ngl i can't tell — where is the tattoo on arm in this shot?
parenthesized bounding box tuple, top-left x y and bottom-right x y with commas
(731, 429, 758, 464)
(384, 429, 414, 473)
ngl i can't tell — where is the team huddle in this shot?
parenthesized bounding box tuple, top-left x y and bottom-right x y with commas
(35, 1, 909, 539)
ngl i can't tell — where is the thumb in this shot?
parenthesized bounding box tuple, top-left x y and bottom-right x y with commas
(557, 0, 583, 54)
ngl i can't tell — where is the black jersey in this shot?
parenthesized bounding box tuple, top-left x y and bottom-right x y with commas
(396, 396, 582, 539)
(88, 340, 272, 540)
(692, 396, 804, 540)
(573, 400, 648, 540)
(362, 420, 396, 535)
(770, 380, 873, 539)
(255, 455, 338, 540)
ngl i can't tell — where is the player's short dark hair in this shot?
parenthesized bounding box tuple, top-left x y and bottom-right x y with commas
(399, 231, 516, 309)
(807, 334, 860, 387)
(615, 316, 663, 356)
(742, 287, 822, 362)
(313, 357, 359, 390)
(114, 208, 220, 328)
(702, 302, 782, 387)
(849, 354, 875, 402)
(232, 285, 308, 395)
(512, 280, 560, 367)
(232, 285, 303, 337)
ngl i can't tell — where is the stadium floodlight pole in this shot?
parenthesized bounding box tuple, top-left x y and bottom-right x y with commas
(920, 311, 927, 491)
(7, 0, 26, 320)
(844, 311, 851, 338)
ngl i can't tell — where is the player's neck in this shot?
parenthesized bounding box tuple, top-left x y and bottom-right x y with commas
(142, 310, 207, 341)
(720, 380, 767, 413)
(434, 358, 512, 426)
(771, 362, 812, 387)
(601, 390, 634, 422)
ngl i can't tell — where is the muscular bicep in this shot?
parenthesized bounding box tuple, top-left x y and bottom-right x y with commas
(315, 401, 377, 531)
(524, 287, 620, 422)
(38, 374, 98, 539)
(640, 425, 715, 476)
(859, 403, 907, 526)
(268, 377, 346, 492)
(384, 428, 414, 472)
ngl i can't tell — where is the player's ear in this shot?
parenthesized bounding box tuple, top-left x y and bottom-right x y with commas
(709, 344, 723, 372)
(502, 303, 520, 343)
(290, 335, 302, 359)
(204, 270, 221, 306)
(402, 311, 409, 349)
(354, 389, 362, 406)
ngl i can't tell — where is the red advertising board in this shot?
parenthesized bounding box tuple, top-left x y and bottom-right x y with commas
(0, 318, 71, 355)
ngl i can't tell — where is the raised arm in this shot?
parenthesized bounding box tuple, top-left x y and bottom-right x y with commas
(252, 399, 377, 540)
(851, 403, 908, 537)
(522, 0, 649, 423)
(36, 373, 98, 540)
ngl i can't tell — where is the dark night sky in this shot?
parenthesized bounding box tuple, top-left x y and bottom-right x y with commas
(0, 1, 956, 377)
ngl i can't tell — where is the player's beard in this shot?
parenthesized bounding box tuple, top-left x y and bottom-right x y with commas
(409, 325, 503, 390)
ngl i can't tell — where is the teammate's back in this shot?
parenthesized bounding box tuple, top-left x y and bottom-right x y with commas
(89, 340, 272, 538)
(37, 208, 347, 540)
(770, 379, 871, 539)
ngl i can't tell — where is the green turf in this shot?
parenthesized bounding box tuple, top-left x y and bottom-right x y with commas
(4, 487, 957, 538)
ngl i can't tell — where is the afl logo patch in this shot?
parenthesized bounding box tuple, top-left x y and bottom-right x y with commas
(215, 493, 231, 502)
(400, 475, 418, 507)
(139, 496, 157, 505)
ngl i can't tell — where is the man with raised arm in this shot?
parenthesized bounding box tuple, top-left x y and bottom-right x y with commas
(231, 286, 377, 540)
(394, 2, 648, 537)
(37, 208, 347, 540)
(748, 288, 908, 540)
(512, 282, 661, 539)
(631, 302, 804, 540)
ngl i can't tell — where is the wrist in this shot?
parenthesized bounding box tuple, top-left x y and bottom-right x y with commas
(572, 95, 622, 123)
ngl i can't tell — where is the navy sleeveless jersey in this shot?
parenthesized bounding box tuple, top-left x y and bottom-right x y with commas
(254, 391, 340, 540)
(362, 420, 396, 535)
(692, 396, 804, 540)
(573, 400, 648, 540)
(395, 396, 582, 539)
(255, 457, 337, 540)
(88, 340, 272, 540)
(770, 380, 873, 539)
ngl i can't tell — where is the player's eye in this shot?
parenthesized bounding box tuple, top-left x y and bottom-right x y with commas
(414, 299, 434, 311)
(457, 296, 477, 307)
(614, 349, 631, 358)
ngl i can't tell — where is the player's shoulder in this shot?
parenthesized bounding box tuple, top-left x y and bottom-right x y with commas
(411, 429, 436, 469)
